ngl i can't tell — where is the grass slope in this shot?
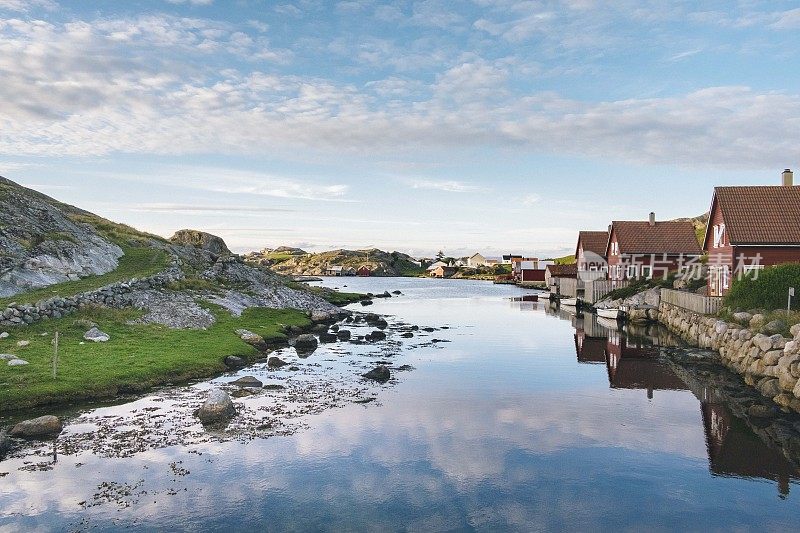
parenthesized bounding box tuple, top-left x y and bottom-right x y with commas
(0, 246, 170, 308)
(0, 304, 310, 412)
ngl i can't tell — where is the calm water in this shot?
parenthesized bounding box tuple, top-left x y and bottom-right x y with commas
(1, 277, 799, 531)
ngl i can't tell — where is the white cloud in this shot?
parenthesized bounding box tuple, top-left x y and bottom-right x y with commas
(0, 0, 56, 12)
(521, 194, 540, 206)
(412, 180, 484, 193)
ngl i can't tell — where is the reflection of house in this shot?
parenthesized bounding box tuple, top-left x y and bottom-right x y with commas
(605, 330, 687, 396)
(701, 401, 799, 496)
(703, 169, 800, 296)
(429, 265, 456, 278)
(606, 213, 701, 286)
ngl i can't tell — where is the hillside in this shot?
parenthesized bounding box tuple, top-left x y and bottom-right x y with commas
(251, 247, 426, 277)
(674, 213, 710, 245)
(0, 177, 350, 410)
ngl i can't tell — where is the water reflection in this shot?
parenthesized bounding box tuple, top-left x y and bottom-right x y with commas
(561, 307, 800, 496)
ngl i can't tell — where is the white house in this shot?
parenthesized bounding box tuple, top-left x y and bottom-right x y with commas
(466, 253, 487, 268)
(426, 261, 449, 271)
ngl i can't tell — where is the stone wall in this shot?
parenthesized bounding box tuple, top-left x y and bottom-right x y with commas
(659, 301, 800, 412)
(0, 264, 184, 328)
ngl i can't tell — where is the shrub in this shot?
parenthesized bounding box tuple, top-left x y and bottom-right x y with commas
(724, 263, 800, 312)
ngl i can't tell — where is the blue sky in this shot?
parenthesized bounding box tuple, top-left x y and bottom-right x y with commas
(1, 0, 799, 258)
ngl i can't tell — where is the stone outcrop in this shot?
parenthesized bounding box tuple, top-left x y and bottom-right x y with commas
(0, 265, 183, 328)
(659, 300, 800, 412)
(170, 229, 231, 259)
(0, 177, 124, 298)
(9, 415, 63, 438)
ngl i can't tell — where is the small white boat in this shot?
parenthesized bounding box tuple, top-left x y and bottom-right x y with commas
(596, 308, 622, 320)
(560, 298, 578, 307)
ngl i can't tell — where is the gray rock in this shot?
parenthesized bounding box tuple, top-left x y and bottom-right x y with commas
(763, 320, 787, 335)
(367, 330, 387, 342)
(336, 330, 352, 341)
(224, 355, 247, 369)
(268, 356, 289, 368)
(197, 388, 236, 424)
(401, 332, 414, 338)
(750, 314, 766, 329)
(753, 334, 773, 352)
(294, 334, 318, 354)
(0, 331, 8, 339)
(170, 229, 231, 258)
(758, 378, 782, 399)
(791, 322, 800, 338)
(83, 327, 110, 343)
(16, 340, 30, 347)
(733, 312, 753, 324)
(375, 319, 389, 329)
(0, 430, 10, 457)
(362, 365, 391, 383)
(236, 329, 267, 351)
(0, 354, 16, 361)
(230, 376, 263, 388)
(7, 358, 29, 366)
(10, 415, 63, 438)
(319, 332, 338, 343)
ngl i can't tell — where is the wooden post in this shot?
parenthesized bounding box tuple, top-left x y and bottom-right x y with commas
(52, 331, 59, 379)
(790, 287, 795, 313)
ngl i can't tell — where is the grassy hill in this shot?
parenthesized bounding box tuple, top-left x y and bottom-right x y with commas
(258, 248, 426, 277)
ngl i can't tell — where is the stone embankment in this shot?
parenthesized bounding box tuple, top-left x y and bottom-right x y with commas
(659, 300, 800, 412)
(0, 262, 183, 328)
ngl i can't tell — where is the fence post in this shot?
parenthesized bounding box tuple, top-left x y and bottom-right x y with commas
(52, 331, 59, 379)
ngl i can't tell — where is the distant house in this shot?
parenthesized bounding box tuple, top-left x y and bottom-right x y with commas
(485, 259, 500, 266)
(606, 213, 701, 286)
(703, 169, 800, 296)
(502, 254, 523, 264)
(429, 265, 457, 278)
(512, 258, 548, 283)
(545, 264, 578, 289)
(467, 253, 487, 268)
(357, 265, 372, 277)
(325, 265, 345, 276)
(426, 261, 449, 271)
(576, 231, 609, 273)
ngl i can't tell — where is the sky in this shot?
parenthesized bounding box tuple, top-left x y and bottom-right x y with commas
(1, 1, 799, 258)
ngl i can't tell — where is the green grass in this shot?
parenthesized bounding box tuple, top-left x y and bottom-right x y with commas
(0, 246, 170, 308)
(284, 281, 364, 305)
(0, 304, 310, 412)
(551, 255, 576, 265)
(724, 263, 800, 312)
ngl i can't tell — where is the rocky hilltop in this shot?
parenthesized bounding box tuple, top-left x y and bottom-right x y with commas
(0, 177, 124, 297)
(0, 177, 341, 329)
(250, 247, 425, 277)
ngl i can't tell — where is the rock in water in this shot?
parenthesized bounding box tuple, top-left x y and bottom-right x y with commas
(294, 334, 318, 354)
(368, 330, 387, 342)
(362, 365, 391, 383)
(197, 389, 236, 424)
(0, 430, 9, 457)
(318, 332, 338, 343)
(230, 376, 263, 388)
(10, 415, 63, 438)
(224, 355, 246, 369)
(268, 356, 289, 368)
(83, 327, 110, 343)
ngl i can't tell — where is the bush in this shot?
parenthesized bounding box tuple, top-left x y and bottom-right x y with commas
(724, 263, 800, 311)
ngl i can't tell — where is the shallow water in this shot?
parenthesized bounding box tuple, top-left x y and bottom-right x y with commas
(1, 277, 799, 531)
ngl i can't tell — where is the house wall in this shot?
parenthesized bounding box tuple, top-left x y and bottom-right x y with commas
(521, 269, 546, 282)
(705, 197, 734, 296)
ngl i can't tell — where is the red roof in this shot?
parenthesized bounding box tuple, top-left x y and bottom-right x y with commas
(546, 264, 578, 278)
(710, 186, 800, 245)
(576, 231, 609, 258)
(609, 220, 701, 255)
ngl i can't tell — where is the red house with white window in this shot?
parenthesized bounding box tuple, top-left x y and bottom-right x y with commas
(703, 169, 800, 296)
(575, 230, 609, 275)
(606, 214, 702, 286)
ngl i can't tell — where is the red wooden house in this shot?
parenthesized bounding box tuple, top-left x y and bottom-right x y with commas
(356, 265, 372, 277)
(703, 169, 800, 296)
(575, 230, 609, 273)
(606, 214, 701, 285)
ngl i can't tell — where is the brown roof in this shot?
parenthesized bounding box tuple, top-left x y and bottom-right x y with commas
(576, 231, 609, 257)
(713, 186, 800, 245)
(610, 221, 702, 255)
(546, 264, 578, 277)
